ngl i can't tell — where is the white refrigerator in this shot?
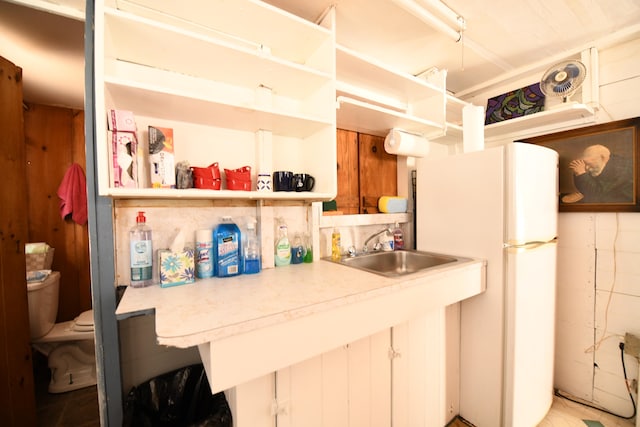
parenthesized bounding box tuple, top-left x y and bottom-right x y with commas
(416, 142, 558, 427)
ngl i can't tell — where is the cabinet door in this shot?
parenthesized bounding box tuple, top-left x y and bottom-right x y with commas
(275, 330, 391, 427)
(335, 129, 360, 214)
(358, 133, 397, 214)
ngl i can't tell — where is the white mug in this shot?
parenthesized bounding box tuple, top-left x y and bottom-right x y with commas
(256, 173, 272, 192)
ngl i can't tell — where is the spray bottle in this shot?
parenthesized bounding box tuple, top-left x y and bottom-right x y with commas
(243, 218, 261, 274)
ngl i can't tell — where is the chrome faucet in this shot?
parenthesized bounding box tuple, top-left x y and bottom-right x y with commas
(363, 227, 392, 253)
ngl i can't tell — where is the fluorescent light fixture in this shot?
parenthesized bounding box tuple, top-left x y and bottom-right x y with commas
(391, 0, 463, 42)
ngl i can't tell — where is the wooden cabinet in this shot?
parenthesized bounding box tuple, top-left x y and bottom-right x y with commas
(94, 0, 337, 200)
(358, 133, 397, 214)
(335, 129, 397, 214)
(335, 129, 359, 214)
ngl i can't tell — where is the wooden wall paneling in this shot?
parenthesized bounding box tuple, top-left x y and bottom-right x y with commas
(358, 133, 397, 214)
(24, 104, 90, 322)
(0, 55, 37, 427)
(335, 129, 360, 214)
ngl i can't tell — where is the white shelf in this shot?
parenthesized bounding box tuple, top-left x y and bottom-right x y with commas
(336, 96, 445, 137)
(336, 45, 443, 108)
(104, 9, 333, 88)
(484, 101, 595, 139)
(335, 45, 446, 136)
(105, 188, 335, 201)
(429, 100, 596, 143)
(104, 70, 332, 139)
(111, 0, 333, 69)
(95, 1, 337, 199)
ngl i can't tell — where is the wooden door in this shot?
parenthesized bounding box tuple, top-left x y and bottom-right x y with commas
(0, 56, 37, 426)
(359, 133, 397, 214)
(335, 129, 360, 214)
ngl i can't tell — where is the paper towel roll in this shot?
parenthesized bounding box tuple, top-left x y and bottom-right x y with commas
(384, 129, 429, 157)
(463, 104, 485, 153)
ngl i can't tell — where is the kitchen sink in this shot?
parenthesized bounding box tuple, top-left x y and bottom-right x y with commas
(325, 250, 470, 277)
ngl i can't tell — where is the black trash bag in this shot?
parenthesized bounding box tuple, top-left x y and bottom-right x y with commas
(123, 364, 232, 427)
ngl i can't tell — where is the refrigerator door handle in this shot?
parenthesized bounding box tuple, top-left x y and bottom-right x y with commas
(504, 238, 557, 250)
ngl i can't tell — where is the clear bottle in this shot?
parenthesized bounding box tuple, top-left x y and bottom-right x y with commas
(303, 233, 313, 263)
(331, 228, 341, 261)
(274, 220, 291, 266)
(243, 219, 261, 274)
(393, 222, 405, 250)
(130, 211, 153, 287)
(213, 216, 242, 277)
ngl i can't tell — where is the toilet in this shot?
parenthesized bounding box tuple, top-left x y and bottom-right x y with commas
(27, 271, 97, 393)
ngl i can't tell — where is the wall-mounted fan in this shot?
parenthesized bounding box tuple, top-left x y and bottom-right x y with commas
(540, 60, 587, 103)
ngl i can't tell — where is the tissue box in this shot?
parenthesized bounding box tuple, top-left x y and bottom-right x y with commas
(158, 248, 195, 288)
(149, 126, 176, 188)
(110, 130, 138, 188)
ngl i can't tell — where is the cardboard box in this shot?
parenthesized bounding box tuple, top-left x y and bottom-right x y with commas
(158, 248, 195, 288)
(148, 126, 176, 188)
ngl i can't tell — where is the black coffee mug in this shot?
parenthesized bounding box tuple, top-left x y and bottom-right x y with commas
(273, 171, 294, 191)
(293, 173, 315, 192)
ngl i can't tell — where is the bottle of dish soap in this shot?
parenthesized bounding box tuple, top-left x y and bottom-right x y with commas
(213, 216, 242, 277)
(130, 211, 153, 287)
(291, 232, 305, 264)
(243, 218, 261, 274)
(274, 220, 291, 266)
(331, 228, 341, 260)
(392, 222, 405, 250)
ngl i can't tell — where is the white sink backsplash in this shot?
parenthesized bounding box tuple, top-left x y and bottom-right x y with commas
(114, 201, 413, 287)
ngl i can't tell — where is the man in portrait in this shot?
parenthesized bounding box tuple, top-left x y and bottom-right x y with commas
(566, 144, 633, 203)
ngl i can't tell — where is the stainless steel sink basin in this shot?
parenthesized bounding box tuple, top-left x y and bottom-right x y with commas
(325, 250, 469, 277)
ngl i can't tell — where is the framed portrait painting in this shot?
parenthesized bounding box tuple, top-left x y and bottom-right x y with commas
(522, 117, 640, 212)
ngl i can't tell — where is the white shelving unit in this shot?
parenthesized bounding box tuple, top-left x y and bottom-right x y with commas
(335, 44, 446, 137)
(95, 0, 337, 200)
(484, 101, 596, 139)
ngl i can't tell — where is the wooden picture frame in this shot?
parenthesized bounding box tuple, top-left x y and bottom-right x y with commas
(522, 117, 640, 212)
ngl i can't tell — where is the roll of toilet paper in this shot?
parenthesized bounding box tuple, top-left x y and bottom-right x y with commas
(463, 104, 485, 153)
(384, 129, 429, 157)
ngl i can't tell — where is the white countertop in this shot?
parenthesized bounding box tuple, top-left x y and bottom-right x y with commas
(116, 256, 486, 392)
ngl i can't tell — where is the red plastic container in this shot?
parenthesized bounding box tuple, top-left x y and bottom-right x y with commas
(224, 166, 251, 191)
(191, 163, 221, 190)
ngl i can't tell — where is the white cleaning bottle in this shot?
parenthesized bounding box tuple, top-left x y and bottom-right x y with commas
(130, 211, 153, 287)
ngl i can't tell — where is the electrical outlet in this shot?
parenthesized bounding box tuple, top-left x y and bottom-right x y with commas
(624, 333, 640, 360)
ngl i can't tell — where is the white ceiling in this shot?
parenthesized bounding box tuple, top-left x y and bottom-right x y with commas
(2, 0, 640, 110)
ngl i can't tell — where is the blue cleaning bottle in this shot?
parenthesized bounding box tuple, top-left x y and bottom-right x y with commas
(213, 216, 242, 277)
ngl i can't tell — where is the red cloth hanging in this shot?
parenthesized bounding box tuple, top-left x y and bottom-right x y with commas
(57, 163, 88, 225)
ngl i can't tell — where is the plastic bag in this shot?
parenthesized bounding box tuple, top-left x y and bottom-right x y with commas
(123, 364, 232, 427)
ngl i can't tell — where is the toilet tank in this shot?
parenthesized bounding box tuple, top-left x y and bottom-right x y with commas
(26, 271, 60, 340)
